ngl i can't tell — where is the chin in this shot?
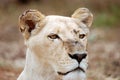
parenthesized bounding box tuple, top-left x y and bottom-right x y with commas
(62, 71, 86, 80)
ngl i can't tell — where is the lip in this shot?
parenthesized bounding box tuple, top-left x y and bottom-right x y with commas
(57, 67, 85, 75)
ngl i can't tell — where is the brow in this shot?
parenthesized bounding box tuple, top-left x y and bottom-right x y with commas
(73, 29, 79, 34)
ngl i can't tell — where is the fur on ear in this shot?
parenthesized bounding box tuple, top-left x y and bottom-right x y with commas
(72, 8, 93, 27)
(19, 9, 45, 39)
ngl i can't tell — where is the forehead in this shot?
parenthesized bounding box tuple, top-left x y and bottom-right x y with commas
(44, 15, 88, 33)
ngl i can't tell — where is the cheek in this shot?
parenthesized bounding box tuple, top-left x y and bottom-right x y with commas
(43, 39, 64, 59)
(50, 43, 64, 59)
(27, 37, 51, 58)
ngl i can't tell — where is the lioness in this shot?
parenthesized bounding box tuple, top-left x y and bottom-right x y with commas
(17, 8, 93, 80)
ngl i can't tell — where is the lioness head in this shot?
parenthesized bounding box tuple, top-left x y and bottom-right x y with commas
(19, 8, 93, 80)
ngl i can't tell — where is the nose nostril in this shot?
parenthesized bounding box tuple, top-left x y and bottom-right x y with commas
(82, 54, 87, 59)
(68, 53, 87, 63)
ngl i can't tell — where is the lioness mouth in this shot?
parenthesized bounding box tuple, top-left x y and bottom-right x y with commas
(57, 67, 85, 75)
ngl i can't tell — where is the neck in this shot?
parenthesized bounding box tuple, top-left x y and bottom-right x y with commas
(23, 49, 59, 80)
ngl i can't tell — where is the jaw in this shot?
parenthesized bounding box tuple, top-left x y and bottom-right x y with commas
(62, 71, 86, 80)
(56, 60, 88, 80)
(56, 59, 88, 80)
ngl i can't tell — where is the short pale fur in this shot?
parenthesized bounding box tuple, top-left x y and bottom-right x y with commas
(17, 8, 93, 80)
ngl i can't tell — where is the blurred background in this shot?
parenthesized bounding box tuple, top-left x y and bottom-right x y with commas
(0, 0, 120, 80)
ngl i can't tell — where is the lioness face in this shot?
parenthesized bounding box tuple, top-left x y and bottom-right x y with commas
(19, 8, 93, 80)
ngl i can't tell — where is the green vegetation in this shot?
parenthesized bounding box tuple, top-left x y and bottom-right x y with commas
(94, 13, 118, 27)
(93, 6, 120, 27)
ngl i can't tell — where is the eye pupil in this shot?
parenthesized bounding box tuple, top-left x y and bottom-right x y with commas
(48, 34, 59, 39)
(79, 34, 85, 39)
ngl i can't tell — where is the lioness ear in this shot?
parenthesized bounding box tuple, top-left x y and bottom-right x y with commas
(72, 8, 93, 27)
(19, 9, 45, 39)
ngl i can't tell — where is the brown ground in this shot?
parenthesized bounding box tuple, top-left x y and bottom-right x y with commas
(0, 66, 21, 80)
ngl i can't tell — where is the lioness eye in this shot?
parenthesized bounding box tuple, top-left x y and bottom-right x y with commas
(48, 34, 60, 39)
(79, 34, 86, 39)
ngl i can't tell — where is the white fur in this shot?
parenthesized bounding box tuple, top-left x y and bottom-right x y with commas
(18, 8, 93, 80)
